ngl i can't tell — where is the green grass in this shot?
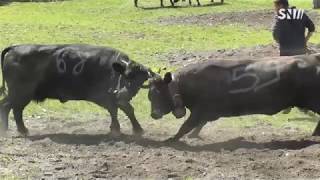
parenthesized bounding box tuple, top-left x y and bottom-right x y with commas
(0, 0, 318, 131)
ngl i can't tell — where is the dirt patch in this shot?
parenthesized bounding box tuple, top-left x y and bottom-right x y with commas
(1, 115, 320, 179)
(162, 44, 320, 66)
(157, 10, 320, 29)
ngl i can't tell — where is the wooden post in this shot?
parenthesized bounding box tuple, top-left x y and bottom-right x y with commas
(314, 0, 320, 9)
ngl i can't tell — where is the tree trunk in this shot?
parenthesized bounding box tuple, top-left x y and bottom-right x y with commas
(314, 0, 320, 9)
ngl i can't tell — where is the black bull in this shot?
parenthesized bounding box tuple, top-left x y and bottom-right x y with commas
(148, 54, 320, 141)
(0, 44, 153, 136)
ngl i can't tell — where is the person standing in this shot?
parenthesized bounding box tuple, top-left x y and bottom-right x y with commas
(273, 0, 315, 56)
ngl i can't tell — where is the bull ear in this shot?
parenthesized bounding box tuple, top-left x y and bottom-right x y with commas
(112, 62, 126, 74)
(164, 72, 172, 84)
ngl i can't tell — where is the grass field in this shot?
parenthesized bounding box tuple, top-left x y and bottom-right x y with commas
(0, 0, 318, 133)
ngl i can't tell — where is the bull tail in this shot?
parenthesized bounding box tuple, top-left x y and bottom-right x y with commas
(0, 46, 12, 96)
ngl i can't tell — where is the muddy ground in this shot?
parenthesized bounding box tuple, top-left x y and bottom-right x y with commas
(1, 114, 320, 179)
(2, 10, 320, 180)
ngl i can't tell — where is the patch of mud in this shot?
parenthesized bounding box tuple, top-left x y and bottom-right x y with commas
(157, 10, 320, 29)
(1, 115, 320, 179)
(163, 44, 320, 66)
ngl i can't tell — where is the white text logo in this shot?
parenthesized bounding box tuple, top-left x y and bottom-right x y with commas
(277, 8, 304, 20)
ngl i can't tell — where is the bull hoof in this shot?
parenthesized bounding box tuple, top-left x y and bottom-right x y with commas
(110, 129, 121, 137)
(163, 137, 178, 143)
(17, 127, 29, 137)
(187, 133, 203, 140)
(133, 128, 144, 137)
(312, 131, 320, 136)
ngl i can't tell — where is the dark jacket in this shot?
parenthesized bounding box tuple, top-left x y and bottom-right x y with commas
(273, 7, 315, 56)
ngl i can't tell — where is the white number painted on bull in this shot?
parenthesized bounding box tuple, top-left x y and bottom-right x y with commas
(229, 64, 281, 94)
(56, 51, 87, 76)
(72, 58, 86, 76)
(57, 54, 67, 73)
(229, 67, 259, 94)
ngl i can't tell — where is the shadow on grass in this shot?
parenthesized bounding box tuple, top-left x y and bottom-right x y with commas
(139, 2, 226, 10)
(27, 133, 320, 152)
(0, 0, 69, 6)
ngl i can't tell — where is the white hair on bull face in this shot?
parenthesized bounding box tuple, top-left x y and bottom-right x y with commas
(115, 51, 130, 66)
(120, 58, 130, 66)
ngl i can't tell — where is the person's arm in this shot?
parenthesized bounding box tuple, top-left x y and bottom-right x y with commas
(304, 14, 315, 44)
(306, 32, 313, 43)
(272, 17, 280, 43)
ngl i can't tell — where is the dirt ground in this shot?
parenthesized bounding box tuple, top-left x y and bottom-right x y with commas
(2, 10, 320, 180)
(1, 114, 320, 179)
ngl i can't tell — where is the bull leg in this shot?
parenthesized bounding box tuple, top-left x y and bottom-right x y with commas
(92, 97, 121, 137)
(134, 0, 138, 7)
(107, 106, 121, 137)
(13, 107, 29, 136)
(196, 0, 200, 6)
(118, 103, 144, 136)
(188, 121, 206, 139)
(165, 112, 201, 142)
(312, 120, 320, 136)
(160, 0, 164, 7)
(0, 97, 11, 134)
(189, 0, 192, 5)
(170, 0, 175, 7)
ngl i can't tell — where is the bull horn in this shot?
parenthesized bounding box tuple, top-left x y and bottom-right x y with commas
(147, 69, 156, 78)
(147, 69, 161, 79)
